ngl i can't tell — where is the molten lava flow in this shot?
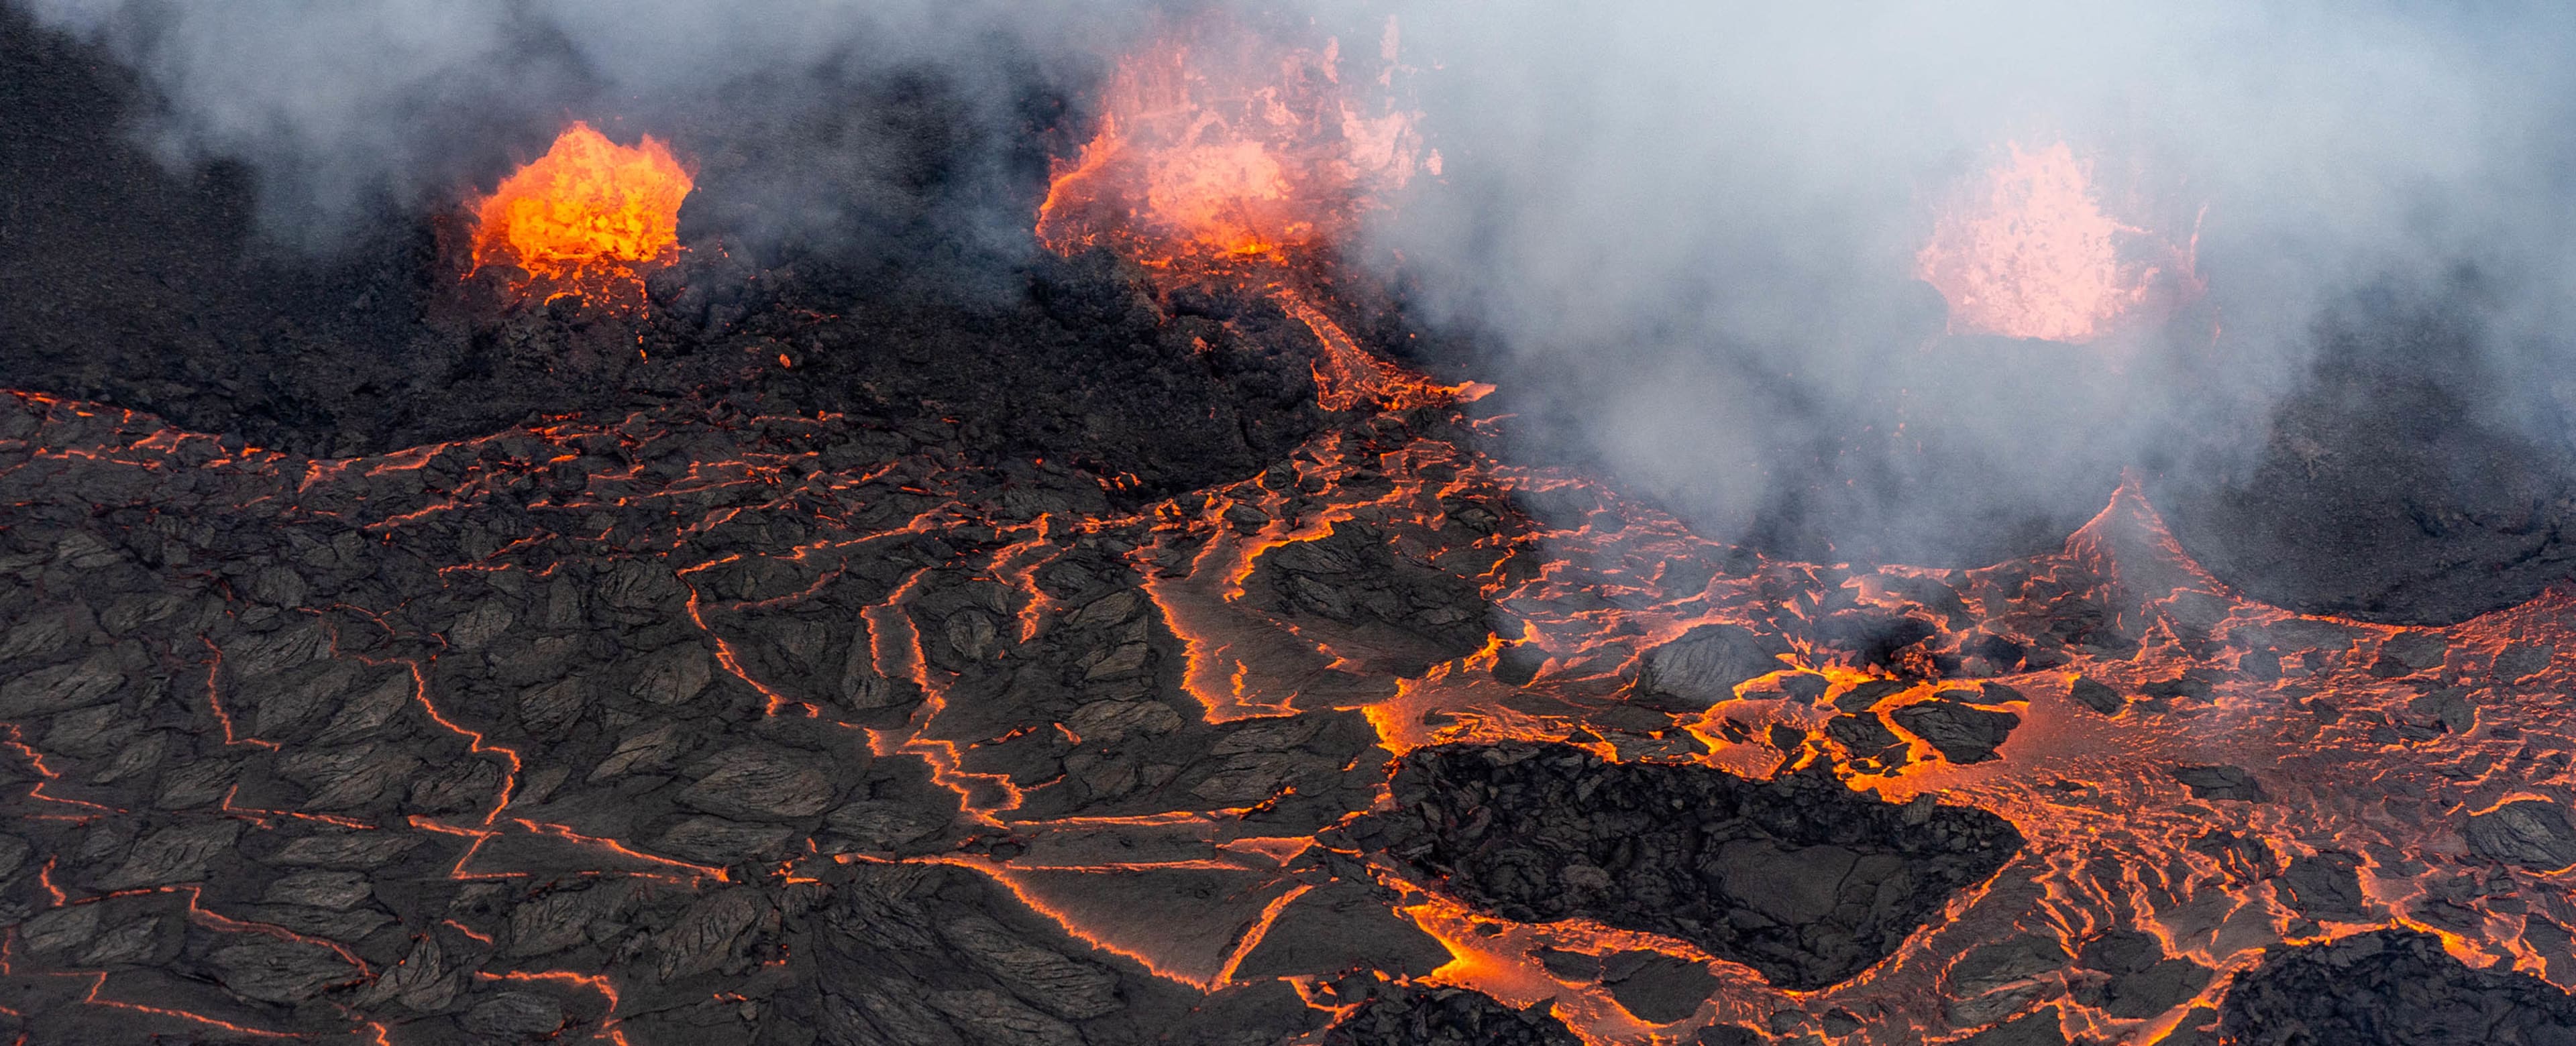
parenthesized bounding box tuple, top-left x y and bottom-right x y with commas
(1917, 141, 2195, 343)
(1036, 16, 1427, 266)
(468, 121, 693, 304)
(13, 365, 2576, 1043)
(1277, 288, 1492, 412)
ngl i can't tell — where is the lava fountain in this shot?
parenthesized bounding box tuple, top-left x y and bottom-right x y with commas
(467, 121, 694, 306)
(1038, 17, 1477, 415)
(1036, 15, 1432, 267)
(1917, 140, 2198, 343)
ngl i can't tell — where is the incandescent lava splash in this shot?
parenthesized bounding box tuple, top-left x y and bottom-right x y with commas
(1036, 14, 1432, 266)
(1917, 140, 2200, 343)
(468, 121, 694, 306)
(1037, 17, 1477, 417)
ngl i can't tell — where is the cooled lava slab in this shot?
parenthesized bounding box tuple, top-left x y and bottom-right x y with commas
(0, 390, 1397, 1044)
(809, 863, 1320, 1046)
(1346, 741, 2023, 991)
(2215, 929, 2576, 1045)
(1240, 518, 1497, 677)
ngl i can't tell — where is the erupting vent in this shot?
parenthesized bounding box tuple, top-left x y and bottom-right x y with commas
(468, 122, 694, 305)
(1035, 15, 1431, 266)
(1917, 141, 2198, 343)
(1036, 17, 1480, 416)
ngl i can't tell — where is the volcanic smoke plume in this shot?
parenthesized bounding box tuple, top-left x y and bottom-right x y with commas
(6, 3, 2576, 1046)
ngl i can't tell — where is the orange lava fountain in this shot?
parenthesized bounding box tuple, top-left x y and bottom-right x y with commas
(468, 121, 694, 304)
(1036, 18, 1479, 415)
(1036, 16, 1430, 266)
(1917, 141, 2195, 343)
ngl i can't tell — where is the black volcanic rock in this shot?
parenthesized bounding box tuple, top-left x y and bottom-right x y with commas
(0, 386, 1386, 1043)
(1227, 881, 1454, 982)
(1815, 612, 1942, 672)
(1826, 713, 1908, 766)
(1321, 986, 1583, 1046)
(2274, 851, 2371, 923)
(2466, 801, 2576, 872)
(1630, 624, 1790, 709)
(2497, 642, 2556, 682)
(2070, 929, 2214, 1021)
(2169, 764, 2269, 803)
(1348, 741, 2023, 990)
(1599, 951, 1719, 1023)
(1960, 1006, 2069, 1046)
(2154, 295, 2576, 626)
(1890, 699, 2021, 764)
(2068, 677, 2126, 714)
(1834, 679, 1914, 713)
(1941, 932, 2074, 1027)
(2218, 930, 2576, 1045)
(1243, 520, 1493, 676)
(808, 864, 1322, 1046)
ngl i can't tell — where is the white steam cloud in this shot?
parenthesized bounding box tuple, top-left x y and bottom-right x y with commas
(1362, 1, 2576, 562)
(15, 0, 2576, 566)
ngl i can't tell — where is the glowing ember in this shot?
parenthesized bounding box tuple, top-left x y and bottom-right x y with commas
(1036, 17, 1428, 264)
(468, 121, 693, 302)
(1917, 141, 2192, 343)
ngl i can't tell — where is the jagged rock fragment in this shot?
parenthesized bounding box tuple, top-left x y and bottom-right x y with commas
(1892, 699, 2021, 763)
(2219, 930, 2576, 1044)
(2168, 764, 2268, 803)
(2068, 677, 2125, 714)
(1322, 986, 1583, 1046)
(2465, 800, 2576, 871)
(1631, 624, 1788, 709)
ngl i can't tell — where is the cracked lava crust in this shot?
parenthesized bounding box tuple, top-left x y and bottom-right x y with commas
(9, 7, 2576, 1046)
